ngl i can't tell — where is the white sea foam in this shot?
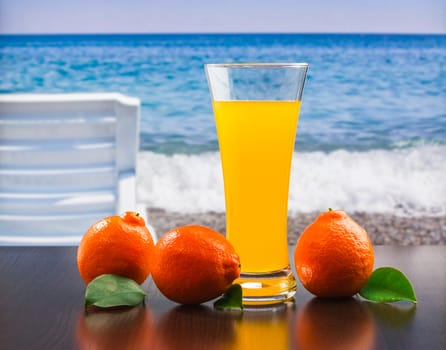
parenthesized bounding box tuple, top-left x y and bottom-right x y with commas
(137, 145, 446, 216)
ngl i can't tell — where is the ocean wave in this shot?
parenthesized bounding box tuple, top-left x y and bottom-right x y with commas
(137, 145, 446, 216)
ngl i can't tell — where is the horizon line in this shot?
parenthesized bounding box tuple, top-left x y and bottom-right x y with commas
(1, 31, 445, 36)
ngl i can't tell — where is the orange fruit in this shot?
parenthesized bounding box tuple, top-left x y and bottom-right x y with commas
(77, 211, 154, 285)
(151, 225, 241, 304)
(294, 209, 374, 298)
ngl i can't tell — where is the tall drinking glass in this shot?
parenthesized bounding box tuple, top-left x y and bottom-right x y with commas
(205, 63, 308, 305)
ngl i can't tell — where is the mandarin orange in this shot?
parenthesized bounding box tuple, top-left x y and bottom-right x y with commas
(294, 209, 374, 298)
(77, 211, 154, 285)
(151, 225, 241, 304)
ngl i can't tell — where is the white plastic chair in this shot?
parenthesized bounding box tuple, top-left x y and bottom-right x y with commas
(0, 93, 156, 245)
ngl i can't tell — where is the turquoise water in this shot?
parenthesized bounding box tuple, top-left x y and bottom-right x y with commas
(1, 34, 445, 214)
(1, 33, 445, 153)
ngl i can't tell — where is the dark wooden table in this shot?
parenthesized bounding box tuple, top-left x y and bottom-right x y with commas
(0, 246, 444, 350)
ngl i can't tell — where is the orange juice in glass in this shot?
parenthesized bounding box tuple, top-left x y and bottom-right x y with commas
(206, 63, 308, 305)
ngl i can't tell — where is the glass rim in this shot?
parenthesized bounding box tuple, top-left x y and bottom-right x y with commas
(205, 62, 309, 69)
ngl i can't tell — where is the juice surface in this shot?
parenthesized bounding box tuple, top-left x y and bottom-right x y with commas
(213, 100, 301, 272)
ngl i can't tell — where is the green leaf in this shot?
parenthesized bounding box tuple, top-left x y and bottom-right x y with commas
(214, 284, 243, 311)
(85, 274, 146, 308)
(359, 267, 417, 303)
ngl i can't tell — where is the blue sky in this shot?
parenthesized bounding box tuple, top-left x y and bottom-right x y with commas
(0, 0, 445, 34)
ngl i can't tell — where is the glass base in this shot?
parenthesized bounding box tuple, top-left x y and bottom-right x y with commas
(236, 267, 296, 306)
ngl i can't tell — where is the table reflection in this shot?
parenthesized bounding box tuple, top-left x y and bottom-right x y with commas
(155, 305, 236, 350)
(294, 298, 375, 350)
(74, 298, 379, 350)
(76, 305, 155, 350)
(229, 303, 295, 350)
(364, 301, 416, 327)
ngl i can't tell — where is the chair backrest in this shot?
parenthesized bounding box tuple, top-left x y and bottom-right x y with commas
(0, 93, 140, 245)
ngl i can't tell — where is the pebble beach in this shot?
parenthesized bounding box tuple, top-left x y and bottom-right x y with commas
(147, 208, 446, 245)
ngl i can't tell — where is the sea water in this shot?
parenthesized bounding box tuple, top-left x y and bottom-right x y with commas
(1, 34, 445, 215)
